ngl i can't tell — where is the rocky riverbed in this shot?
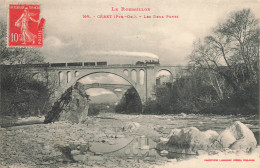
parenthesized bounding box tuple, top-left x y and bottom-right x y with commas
(0, 113, 259, 167)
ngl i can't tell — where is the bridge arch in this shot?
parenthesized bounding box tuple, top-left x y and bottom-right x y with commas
(76, 71, 137, 87)
(84, 87, 126, 100)
(58, 71, 63, 86)
(67, 71, 72, 83)
(56, 68, 148, 102)
(76, 72, 143, 112)
(131, 69, 137, 82)
(85, 87, 121, 101)
(139, 69, 145, 85)
(75, 71, 79, 77)
(6, 63, 186, 106)
(156, 69, 174, 84)
(123, 69, 129, 76)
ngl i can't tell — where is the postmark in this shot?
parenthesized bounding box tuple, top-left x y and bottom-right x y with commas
(8, 4, 45, 47)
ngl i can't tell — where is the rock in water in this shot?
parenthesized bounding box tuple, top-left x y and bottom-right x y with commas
(157, 121, 257, 155)
(217, 128, 236, 148)
(44, 82, 89, 123)
(218, 121, 257, 153)
(157, 127, 219, 154)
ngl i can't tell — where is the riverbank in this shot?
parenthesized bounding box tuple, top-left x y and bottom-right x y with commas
(0, 113, 259, 167)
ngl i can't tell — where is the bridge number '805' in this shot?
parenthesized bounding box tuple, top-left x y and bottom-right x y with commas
(10, 33, 21, 42)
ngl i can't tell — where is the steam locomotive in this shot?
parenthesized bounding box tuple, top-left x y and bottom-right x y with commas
(135, 60, 160, 65)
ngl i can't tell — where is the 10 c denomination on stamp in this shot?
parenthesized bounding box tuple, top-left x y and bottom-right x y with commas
(8, 4, 45, 47)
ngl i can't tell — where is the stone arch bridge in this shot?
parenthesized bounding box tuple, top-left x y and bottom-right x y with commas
(4, 63, 190, 103)
(81, 83, 132, 99)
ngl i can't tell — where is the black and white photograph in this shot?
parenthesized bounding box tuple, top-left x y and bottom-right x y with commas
(0, 0, 259, 167)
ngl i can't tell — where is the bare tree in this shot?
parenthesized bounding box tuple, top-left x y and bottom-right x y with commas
(217, 9, 259, 82)
(189, 9, 259, 95)
(189, 40, 226, 100)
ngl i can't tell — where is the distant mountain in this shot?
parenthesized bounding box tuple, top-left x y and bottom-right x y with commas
(89, 93, 119, 104)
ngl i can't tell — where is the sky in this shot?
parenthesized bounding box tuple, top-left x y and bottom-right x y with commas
(78, 73, 129, 98)
(2, 0, 260, 65)
(1, 0, 260, 99)
(78, 73, 129, 84)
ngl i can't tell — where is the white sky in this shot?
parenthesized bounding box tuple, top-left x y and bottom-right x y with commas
(78, 73, 129, 96)
(2, 0, 260, 65)
(86, 88, 114, 97)
(78, 73, 129, 84)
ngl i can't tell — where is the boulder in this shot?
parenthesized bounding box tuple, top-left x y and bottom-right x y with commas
(73, 154, 87, 162)
(157, 127, 219, 154)
(218, 128, 237, 148)
(71, 150, 80, 156)
(122, 122, 140, 132)
(253, 131, 259, 144)
(55, 143, 75, 162)
(204, 130, 219, 143)
(218, 121, 257, 153)
(166, 128, 181, 139)
(157, 121, 256, 155)
(44, 82, 90, 124)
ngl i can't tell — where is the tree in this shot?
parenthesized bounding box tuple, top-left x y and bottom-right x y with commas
(0, 19, 51, 117)
(142, 9, 259, 116)
(187, 8, 259, 115)
(190, 9, 259, 92)
(189, 40, 227, 99)
(115, 87, 142, 114)
(217, 9, 259, 83)
(0, 66, 51, 116)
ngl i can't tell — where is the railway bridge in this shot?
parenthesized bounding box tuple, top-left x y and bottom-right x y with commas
(4, 62, 190, 103)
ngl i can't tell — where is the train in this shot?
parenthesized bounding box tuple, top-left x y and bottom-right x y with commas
(135, 60, 160, 65)
(32, 62, 108, 67)
(5, 60, 160, 67)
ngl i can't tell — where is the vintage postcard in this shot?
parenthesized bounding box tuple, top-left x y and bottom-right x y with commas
(0, 0, 259, 168)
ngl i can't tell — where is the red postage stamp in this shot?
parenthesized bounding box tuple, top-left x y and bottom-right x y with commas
(8, 4, 45, 47)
